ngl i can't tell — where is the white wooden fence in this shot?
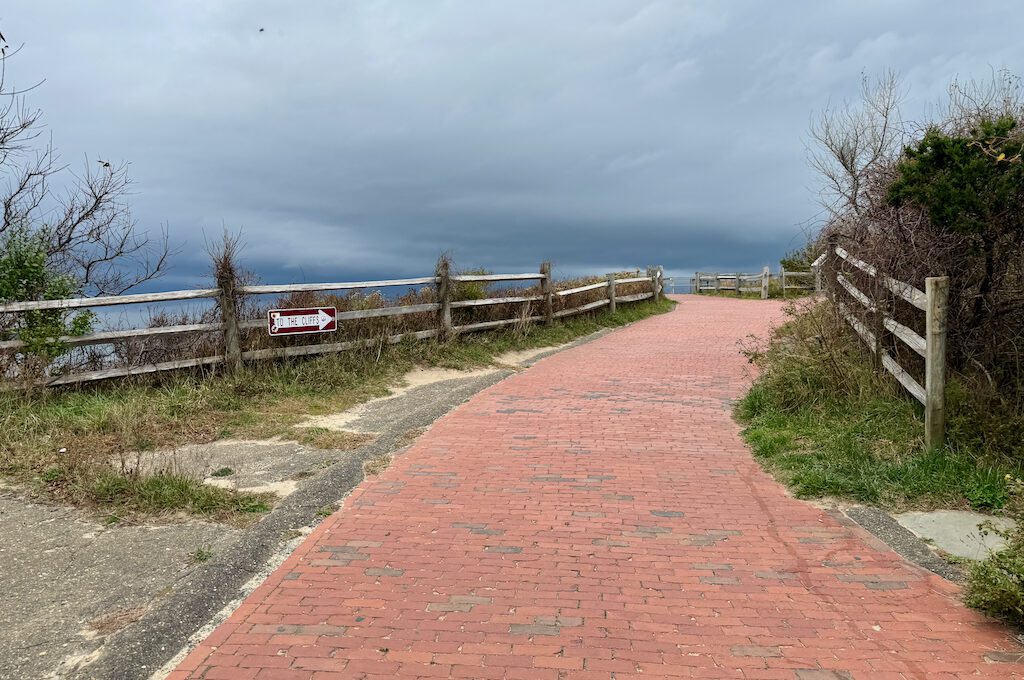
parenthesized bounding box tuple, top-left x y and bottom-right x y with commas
(0, 260, 665, 388)
(690, 265, 820, 299)
(826, 243, 949, 449)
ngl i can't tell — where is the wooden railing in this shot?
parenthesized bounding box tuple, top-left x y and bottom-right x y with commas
(691, 265, 820, 299)
(826, 243, 949, 448)
(0, 261, 665, 388)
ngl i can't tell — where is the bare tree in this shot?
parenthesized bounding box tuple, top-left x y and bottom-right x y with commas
(806, 71, 906, 219)
(943, 68, 1024, 134)
(0, 45, 170, 297)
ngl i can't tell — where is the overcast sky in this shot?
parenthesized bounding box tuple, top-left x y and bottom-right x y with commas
(3, 1, 1021, 286)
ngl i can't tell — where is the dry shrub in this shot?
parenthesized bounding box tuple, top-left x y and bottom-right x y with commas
(811, 70, 1024, 441)
(742, 298, 894, 413)
(2, 248, 658, 388)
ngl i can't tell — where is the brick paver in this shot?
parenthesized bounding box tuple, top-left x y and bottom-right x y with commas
(172, 296, 1023, 679)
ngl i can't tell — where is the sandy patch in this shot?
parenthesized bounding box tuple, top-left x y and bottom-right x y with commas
(205, 476, 299, 498)
(303, 343, 573, 434)
(494, 344, 570, 366)
(304, 366, 499, 432)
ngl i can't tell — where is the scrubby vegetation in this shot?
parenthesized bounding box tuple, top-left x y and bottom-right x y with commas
(748, 69, 1024, 624)
(965, 476, 1024, 623)
(739, 300, 1022, 511)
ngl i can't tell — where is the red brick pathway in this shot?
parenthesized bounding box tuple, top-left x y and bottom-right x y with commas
(173, 296, 1023, 679)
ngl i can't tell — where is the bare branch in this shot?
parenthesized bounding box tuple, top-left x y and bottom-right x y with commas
(806, 71, 906, 218)
(0, 49, 171, 296)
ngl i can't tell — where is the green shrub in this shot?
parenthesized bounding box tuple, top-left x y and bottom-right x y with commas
(0, 226, 94, 363)
(966, 476, 1024, 625)
(452, 267, 492, 301)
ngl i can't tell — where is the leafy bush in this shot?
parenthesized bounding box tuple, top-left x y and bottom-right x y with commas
(811, 71, 1024, 420)
(886, 115, 1024, 385)
(966, 476, 1024, 625)
(779, 243, 819, 272)
(452, 267, 492, 301)
(0, 227, 94, 372)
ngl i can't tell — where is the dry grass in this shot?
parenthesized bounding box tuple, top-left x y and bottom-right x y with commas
(295, 428, 376, 450)
(362, 454, 393, 476)
(87, 607, 148, 637)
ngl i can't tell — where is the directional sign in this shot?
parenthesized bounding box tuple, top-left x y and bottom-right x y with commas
(267, 307, 337, 336)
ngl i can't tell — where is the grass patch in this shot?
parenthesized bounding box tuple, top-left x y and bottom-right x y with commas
(739, 385, 1016, 510)
(737, 300, 1023, 512)
(190, 546, 214, 564)
(1, 298, 673, 518)
(295, 428, 375, 450)
(363, 454, 393, 476)
(87, 472, 273, 520)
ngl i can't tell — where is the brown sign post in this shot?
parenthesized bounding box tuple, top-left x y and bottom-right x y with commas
(268, 307, 337, 336)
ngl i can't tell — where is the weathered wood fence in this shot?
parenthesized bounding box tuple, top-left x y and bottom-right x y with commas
(689, 265, 820, 299)
(0, 259, 665, 388)
(824, 241, 949, 449)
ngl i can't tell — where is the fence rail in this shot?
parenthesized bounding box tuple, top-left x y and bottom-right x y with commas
(1, 260, 665, 389)
(687, 265, 820, 298)
(825, 242, 948, 448)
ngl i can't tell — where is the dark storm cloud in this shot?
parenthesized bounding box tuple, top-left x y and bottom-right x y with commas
(2, 1, 1022, 285)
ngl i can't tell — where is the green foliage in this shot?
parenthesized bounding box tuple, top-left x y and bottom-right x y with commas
(452, 268, 492, 301)
(966, 476, 1024, 625)
(737, 301, 1023, 510)
(779, 242, 818, 271)
(0, 227, 94, 360)
(945, 379, 1024, 461)
(888, 117, 1024, 238)
(90, 471, 271, 516)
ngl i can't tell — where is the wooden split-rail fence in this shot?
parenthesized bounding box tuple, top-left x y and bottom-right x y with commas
(0, 261, 665, 389)
(689, 265, 820, 298)
(668, 248, 949, 448)
(823, 240, 949, 449)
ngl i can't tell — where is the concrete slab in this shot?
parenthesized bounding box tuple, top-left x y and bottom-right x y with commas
(895, 509, 1015, 560)
(0, 495, 236, 680)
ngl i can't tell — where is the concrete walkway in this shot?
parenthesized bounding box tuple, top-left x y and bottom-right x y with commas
(172, 296, 1022, 679)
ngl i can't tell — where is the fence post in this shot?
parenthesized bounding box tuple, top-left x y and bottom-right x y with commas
(761, 266, 769, 300)
(780, 265, 787, 299)
(693, 272, 700, 294)
(735, 272, 742, 296)
(825, 233, 838, 302)
(217, 275, 242, 376)
(714, 273, 721, 293)
(607, 273, 617, 313)
(924, 276, 949, 450)
(540, 261, 553, 324)
(648, 266, 658, 299)
(870, 295, 884, 372)
(436, 255, 453, 339)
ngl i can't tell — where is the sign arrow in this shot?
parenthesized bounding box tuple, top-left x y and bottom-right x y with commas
(266, 306, 338, 336)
